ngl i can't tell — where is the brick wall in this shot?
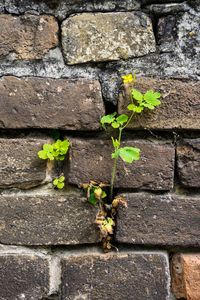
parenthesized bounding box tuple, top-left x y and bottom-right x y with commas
(0, 0, 199, 299)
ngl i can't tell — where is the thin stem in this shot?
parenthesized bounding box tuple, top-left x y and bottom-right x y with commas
(110, 128, 122, 200)
(122, 111, 135, 130)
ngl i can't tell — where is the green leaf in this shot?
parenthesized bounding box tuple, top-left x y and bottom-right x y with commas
(143, 103, 155, 110)
(102, 191, 107, 199)
(119, 147, 140, 163)
(111, 121, 120, 128)
(53, 179, 58, 186)
(144, 90, 161, 106)
(47, 152, 54, 160)
(101, 112, 117, 125)
(135, 106, 144, 113)
(127, 104, 136, 112)
(57, 182, 64, 189)
(116, 114, 128, 125)
(132, 89, 143, 103)
(59, 176, 65, 182)
(111, 137, 120, 149)
(43, 144, 53, 152)
(88, 192, 98, 205)
(38, 150, 48, 160)
(57, 155, 65, 161)
(112, 149, 120, 159)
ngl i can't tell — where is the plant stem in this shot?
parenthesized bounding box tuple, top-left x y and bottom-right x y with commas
(110, 128, 122, 200)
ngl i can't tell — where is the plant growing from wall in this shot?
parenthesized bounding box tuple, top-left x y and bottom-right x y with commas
(84, 71, 161, 251)
(38, 139, 70, 189)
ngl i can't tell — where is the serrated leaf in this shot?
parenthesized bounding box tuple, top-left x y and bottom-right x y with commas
(38, 150, 48, 160)
(127, 104, 136, 111)
(111, 121, 120, 128)
(112, 149, 120, 159)
(57, 182, 64, 189)
(119, 147, 140, 163)
(116, 114, 128, 125)
(101, 112, 117, 125)
(135, 106, 144, 113)
(132, 89, 143, 103)
(143, 103, 155, 110)
(144, 90, 161, 106)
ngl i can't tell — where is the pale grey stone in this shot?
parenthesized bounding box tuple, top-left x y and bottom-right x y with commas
(62, 12, 156, 64)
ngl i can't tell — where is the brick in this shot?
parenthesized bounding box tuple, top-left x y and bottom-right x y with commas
(62, 12, 155, 64)
(171, 253, 200, 300)
(61, 253, 170, 300)
(0, 254, 49, 299)
(116, 193, 200, 246)
(0, 14, 58, 59)
(0, 138, 47, 189)
(177, 139, 200, 188)
(67, 139, 175, 190)
(0, 76, 105, 130)
(118, 77, 200, 130)
(0, 193, 99, 245)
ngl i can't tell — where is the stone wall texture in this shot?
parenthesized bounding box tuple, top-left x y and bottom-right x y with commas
(0, 0, 199, 299)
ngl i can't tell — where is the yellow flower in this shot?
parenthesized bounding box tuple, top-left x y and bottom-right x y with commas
(122, 74, 133, 83)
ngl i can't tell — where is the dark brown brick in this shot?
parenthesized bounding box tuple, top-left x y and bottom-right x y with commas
(118, 77, 200, 130)
(67, 139, 175, 190)
(61, 253, 170, 300)
(0, 14, 58, 59)
(0, 138, 47, 189)
(0, 76, 105, 130)
(171, 253, 200, 300)
(0, 254, 49, 299)
(177, 139, 200, 188)
(0, 193, 99, 245)
(116, 193, 200, 246)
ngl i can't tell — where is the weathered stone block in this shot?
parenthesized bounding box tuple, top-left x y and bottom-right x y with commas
(177, 139, 200, 188)
(62, 12, 156, 64)
(0, 14, 58, 59)
(171, 253, 200, 300)
(61, 253, 170, 300)
(67, 139, 174, 190)
(0, 76, 105, 130)
(118, 77, 200, 130)
(0, 193, 99, 245)
(0, 139, 47, 189)
(116, 193, 200, 246)
(0, 254, 50, 299)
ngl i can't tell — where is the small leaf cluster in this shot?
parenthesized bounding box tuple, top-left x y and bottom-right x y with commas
(83, 181, 107, 205)
(38, 139, 70, 161)
(101, 112, 128, 129)
(128, 89, 161, 113)
(53, 176, 65, 189)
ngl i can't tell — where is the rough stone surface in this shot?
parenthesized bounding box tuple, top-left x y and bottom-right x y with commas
(61, 253, 170, 300)
(62, 12, 156, 64)
(67, 139, 175, 190)
(116, 193, 200, 246)
(4, 0, 140, 20)
(0, 139, 47, 189)
(0, 193, 99, 245)
(0, 14, 58, 59)
(0, 254, 49, 299)
(171, 253, 200, 300)
(0, 76, 105, 130)
(119, 77, 200, 130)
(177, 139, 200, 188)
